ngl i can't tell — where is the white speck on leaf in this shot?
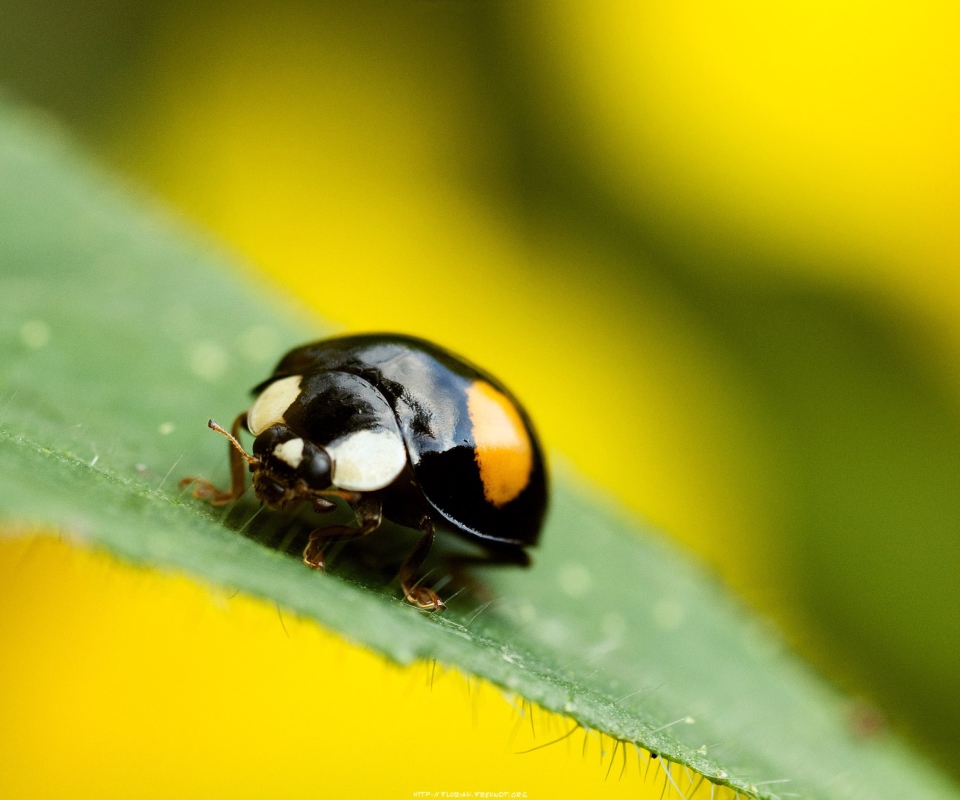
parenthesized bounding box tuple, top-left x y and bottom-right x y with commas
(537, 618, 569, 646)
(516, 600, 536, 624)
(188, 341, 228, 381)
(558, 564, 592, 598)
(653, 599, 685, 631)
(20, 320, 50, 349)
(239, 324, 280, 363)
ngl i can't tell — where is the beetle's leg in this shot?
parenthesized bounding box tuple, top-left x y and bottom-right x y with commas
(313, 489, 362, 504)
(179, 412, 249, 506)
(303, 495, 382, 570)
(398, 517, 445, 612)
(311, 496, 338, 514)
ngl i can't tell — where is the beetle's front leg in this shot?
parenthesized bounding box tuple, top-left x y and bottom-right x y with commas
(303, 494, 382, 570)
(398, 517, 445, 612)
(179, 412, 249, 505)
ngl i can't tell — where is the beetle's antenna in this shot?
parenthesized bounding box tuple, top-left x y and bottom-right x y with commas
(208, 419, 260, 465)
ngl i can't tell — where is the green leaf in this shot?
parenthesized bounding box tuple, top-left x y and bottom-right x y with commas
(0, 100, 955, 800)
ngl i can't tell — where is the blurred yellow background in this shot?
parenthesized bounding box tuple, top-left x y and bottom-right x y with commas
(1, 0, 959, 795)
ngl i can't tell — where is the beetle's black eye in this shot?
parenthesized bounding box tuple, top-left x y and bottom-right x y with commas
(298, 442, 331, 488)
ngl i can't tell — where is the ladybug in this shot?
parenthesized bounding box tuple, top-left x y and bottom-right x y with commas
(180, 333, 547, 611)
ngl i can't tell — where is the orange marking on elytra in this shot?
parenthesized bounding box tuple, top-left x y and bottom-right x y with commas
(466, 380, 533, 507)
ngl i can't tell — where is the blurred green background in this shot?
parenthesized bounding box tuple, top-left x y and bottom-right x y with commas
(2, 0, 958, 778)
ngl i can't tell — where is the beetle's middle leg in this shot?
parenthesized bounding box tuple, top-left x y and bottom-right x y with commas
(302, 495, 382, 570)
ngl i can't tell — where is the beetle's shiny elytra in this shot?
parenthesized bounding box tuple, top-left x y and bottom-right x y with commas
(180, 333, 548, 611)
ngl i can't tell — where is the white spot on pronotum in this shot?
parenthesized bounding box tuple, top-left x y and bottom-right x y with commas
(601, 611, 626, 638)
(188, 341, 228, 381)
(20, 320, 50, 349)
(247, 374, 302, 435)
(653, 599, 686, 631)
(273, 437, 304, 469)
(239, 324, 280, 363)
(158, 422, 175, 435)
(557, 564, 592, 598)
(327, 428, 406, 491)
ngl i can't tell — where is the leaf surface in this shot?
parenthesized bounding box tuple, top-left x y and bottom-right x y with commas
(0, 103, 955, 800)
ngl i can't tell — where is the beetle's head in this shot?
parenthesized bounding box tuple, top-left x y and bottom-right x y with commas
(206, 418, 332, 509)
(248, 424, 332, 507)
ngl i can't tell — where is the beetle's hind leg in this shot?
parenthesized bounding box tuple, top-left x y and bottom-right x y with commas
(397, 517, 446, 612)
(303, 495, 382, 570)
(179, 413, 249, 505)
